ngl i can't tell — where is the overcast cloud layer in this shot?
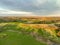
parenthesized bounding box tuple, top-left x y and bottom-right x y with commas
(0, 0, 60, 16)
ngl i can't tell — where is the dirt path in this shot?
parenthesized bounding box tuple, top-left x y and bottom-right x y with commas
(7, 30, 22, 34)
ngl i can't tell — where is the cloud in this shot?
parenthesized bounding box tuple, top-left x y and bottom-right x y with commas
(0, 9, 35, 16)
(56, 0, 60, 7)
(0, 0, 60, 16)
(0, 10, 32, 14)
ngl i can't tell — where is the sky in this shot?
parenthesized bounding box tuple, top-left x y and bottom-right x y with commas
(0, 0, 60, 16)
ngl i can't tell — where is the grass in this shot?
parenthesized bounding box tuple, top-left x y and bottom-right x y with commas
(0, 22, 60, 45)
(0, 22, 47, 45)
(0, 31, 46, 45)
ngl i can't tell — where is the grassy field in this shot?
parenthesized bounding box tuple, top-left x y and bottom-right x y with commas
(0, 31, 46, 45)
(0, 22, 47, 45)
(0, 22, 60, 45)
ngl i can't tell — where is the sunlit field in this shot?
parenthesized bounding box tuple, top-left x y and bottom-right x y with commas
(0, 17, 60, 45)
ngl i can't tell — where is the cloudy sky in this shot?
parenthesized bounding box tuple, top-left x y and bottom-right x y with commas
(0, 0, 60, 16)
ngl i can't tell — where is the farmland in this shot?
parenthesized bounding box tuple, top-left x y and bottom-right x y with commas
(0, 17, 60, 45)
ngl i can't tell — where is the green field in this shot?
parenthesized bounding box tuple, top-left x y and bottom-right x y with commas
(0, 22, 60, 45)
(0, 31, 46, 45)
(0, 22, 47, 45)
